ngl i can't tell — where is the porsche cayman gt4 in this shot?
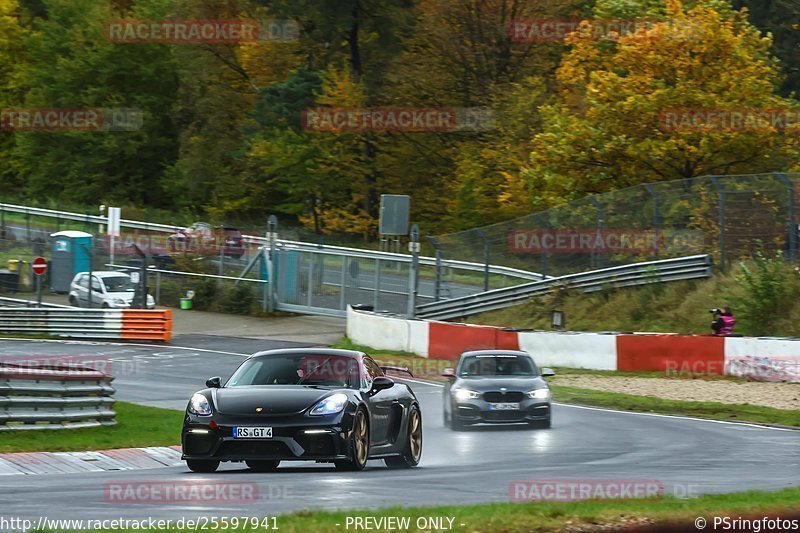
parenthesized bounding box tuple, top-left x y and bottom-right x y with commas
(181, 348, 422, 472)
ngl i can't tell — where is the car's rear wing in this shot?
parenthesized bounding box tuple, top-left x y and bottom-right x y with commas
(379, 365, 414, 378)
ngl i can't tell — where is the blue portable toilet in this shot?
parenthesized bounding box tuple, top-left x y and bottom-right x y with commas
(50, 230, 92, 293)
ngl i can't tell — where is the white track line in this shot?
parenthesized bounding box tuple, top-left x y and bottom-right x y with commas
(0, 337, 251, 357)
(395, 377, 796, 432)
(553, 402, 796, 431)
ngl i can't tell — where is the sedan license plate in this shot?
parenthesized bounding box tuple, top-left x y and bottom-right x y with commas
(233, 426, 272, 439)
(489, 402, 519, 410)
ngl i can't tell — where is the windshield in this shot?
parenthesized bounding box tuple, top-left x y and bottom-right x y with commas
(102, 276, 134, 292)
(226, 354, 360, 388)
(458, 354, 538, 377)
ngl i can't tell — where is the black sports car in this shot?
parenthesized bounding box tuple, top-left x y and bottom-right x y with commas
(181, 348, 422, 472)
(442, 350, 554, 429)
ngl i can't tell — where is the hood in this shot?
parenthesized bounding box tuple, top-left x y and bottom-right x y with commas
(106, 291, 134, 301)
(454, 376, 547, 392)
(213, 386, 338, 416)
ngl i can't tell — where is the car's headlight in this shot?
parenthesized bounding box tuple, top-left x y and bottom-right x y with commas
(310, 393, 348, 415)
(188, 393, 212, 416)
(113, 298, 127, 306)
(527, 388, 551, 400)
(454, 389, 480, 401)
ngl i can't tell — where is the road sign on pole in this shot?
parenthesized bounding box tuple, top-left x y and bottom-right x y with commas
(32, 256, 47, 307)
(32, 257, 47, 276)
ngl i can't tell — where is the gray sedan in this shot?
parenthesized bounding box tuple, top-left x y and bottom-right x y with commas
(442, 350, 554, 430)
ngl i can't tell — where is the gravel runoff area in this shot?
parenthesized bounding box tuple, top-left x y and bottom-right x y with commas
(553, 376, 800, 411)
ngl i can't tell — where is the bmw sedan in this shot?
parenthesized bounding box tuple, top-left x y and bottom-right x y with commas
(181, 348, 422, 472)
(442, 350, 554, 429)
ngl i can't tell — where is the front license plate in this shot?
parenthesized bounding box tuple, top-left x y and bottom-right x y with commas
(233, 426, 273, 439)
(489, 402, 520, 410)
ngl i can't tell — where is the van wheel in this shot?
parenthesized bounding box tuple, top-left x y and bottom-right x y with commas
(68, 296, 78, 307)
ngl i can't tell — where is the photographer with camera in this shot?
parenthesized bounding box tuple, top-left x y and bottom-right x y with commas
(710, 306, 735, 336)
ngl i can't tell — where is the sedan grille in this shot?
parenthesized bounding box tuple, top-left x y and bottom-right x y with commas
(483, 391, 524, 403)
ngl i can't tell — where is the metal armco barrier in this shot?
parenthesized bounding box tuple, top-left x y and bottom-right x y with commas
(0, 363, 116, 430)
(416, 255, 713, 320)
(0, 308, 172, 341)
(0, 296, 68, 308)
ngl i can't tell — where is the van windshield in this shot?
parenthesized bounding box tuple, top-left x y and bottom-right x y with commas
(103, 276, 134, 292)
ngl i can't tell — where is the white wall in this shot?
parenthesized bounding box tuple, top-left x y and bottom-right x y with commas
(346, 307, 429, 357)
(724, 337, 800, 382)
(517, 331, 618, 370)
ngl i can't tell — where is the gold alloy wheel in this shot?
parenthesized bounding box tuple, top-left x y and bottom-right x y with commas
(409, 408, 422, 462)
(354, 410, 368, 465)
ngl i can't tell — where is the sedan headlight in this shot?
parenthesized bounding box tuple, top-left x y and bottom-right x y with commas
(527, 388, 551, 400)
(188, 393, 212, 416)
(454, 389, 480, 401)
(310, 393, 348, 416)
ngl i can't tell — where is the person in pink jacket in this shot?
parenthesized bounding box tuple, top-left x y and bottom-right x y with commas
(711, 307, 736, 335)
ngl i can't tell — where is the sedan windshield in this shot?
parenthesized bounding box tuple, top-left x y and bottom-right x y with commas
(458, 355, 538, 377)
(227, 354, 360, 388)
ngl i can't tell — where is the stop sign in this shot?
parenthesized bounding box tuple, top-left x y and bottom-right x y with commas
(32, 257, 47, 276)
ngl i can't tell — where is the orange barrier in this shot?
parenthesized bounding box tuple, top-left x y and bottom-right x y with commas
(616, 334, 724, 374)
(121, 309, 172, 342)
(428, 322, 520, 359)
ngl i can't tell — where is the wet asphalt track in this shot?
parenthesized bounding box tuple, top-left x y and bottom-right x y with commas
(0, 336, 797, 523)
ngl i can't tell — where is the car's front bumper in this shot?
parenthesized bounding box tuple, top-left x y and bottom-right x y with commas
(452, 398, 551, 424)
(181, 413, 351, 462)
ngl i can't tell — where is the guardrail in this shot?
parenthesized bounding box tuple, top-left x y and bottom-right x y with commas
(0, 202, 546, 282)
(415, 254, 713, 320)
(0, 363, 115, 430)
(0, 308, 172, 341)
(0, 296, 69, 308)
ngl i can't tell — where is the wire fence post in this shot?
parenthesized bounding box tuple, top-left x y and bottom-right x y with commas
(407, 224, 420, 318)
(643, 183, 661, 258)
(588, 196, 605, 270)
(533, 214, 549, 278)
(477, 229, 490, 292)
(373, 257, 381, 310)
(428, 236, 442, 301)
(777, 173, 796, 262)
(710, 177, 727, 269)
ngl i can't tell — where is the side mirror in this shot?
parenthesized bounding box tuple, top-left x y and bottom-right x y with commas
(370, 376, 394, 394)
(441, 367, 456, 379)
(541, 367, 555, 377)
(206, 376, 222, 388)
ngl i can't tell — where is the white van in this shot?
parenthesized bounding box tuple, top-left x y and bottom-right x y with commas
(68, 271, 155, 309)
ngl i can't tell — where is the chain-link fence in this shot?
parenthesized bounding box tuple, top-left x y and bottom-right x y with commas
(431, 172, 800, 277)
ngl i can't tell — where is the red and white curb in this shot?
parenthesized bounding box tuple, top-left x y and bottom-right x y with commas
(0, 445, 183, 475)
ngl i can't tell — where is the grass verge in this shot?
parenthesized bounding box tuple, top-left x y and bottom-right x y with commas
(0, 402, 183, 453)
(551, 384, 800, 427)
(43, 488, 800, 532)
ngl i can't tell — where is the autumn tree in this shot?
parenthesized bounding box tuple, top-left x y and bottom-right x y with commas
(0, 0, 28, 193)
(524, 0, 800, 205)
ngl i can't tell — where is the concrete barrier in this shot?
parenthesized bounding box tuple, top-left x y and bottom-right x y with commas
(346, 307, 800, 378)
(518, 331, 617, 370)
